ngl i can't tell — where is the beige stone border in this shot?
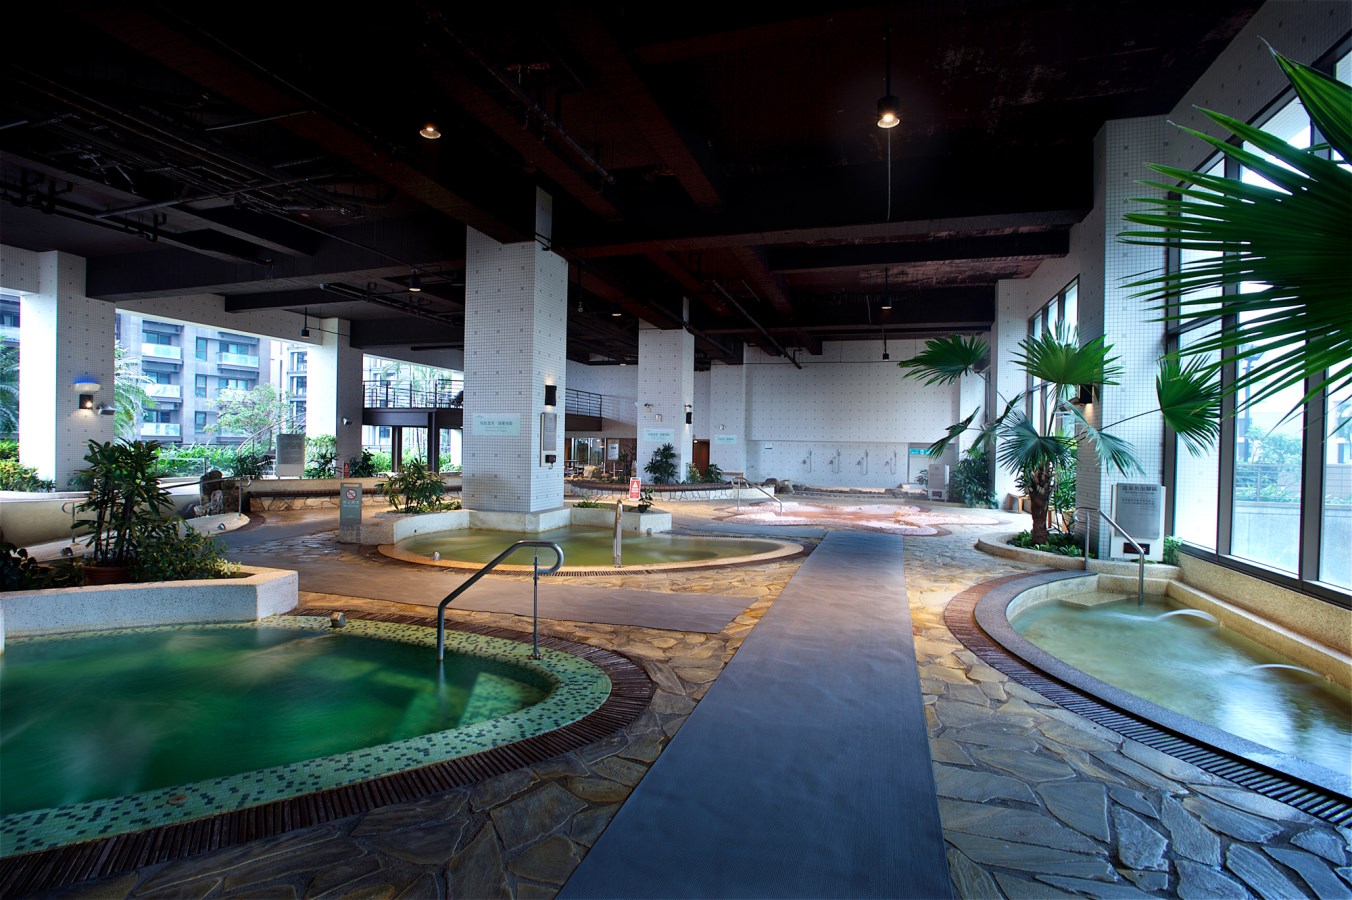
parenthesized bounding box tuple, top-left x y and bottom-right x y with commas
(377, 536, 804, 574)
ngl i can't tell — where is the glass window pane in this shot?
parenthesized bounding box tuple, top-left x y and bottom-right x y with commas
(1241, 97, 1310, 191)
(1173, 323, 1221, 549)
(1062, 281, 1077, 337)
(1321, 382, 1352, 588)
(1230, 309, 1304, 573)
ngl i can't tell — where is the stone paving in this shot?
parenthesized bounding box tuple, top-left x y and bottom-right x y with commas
(37, 501, 1352, 898)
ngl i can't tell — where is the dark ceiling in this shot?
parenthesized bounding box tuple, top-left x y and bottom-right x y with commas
(0, 2, 1262, 367)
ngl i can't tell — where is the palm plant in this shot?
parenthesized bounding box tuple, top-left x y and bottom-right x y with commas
(0, 346, 18, 435)
(897, 328, 1218, 544)
(1121, 49, 1351, 420)
(114, 342, 154, 441)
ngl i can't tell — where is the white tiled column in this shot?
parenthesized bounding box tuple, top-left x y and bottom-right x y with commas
(462, 189, 567, 514)
(636, 317, 695, 483)
(305, 318, 364, 467)
(17, 251, 114, 486)
(708, 361, 748, 476)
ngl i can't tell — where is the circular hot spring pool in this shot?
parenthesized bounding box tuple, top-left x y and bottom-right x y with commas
(385, 525, 801, 571)
(0, 616, 628, 857)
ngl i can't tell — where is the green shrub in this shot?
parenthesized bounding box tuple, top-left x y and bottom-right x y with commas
(305, 435, 338, 478)
(684, 462, 703, 484)
(132, 523, 236, 582)
(1, 543, 82, 590)
(378, 460, 448, 513)
(0, 458, 54, 492)
(155, 443, 237, 477)
(574, 499, 604, 509)
(704, 463, 724, 483)
(950, 446, 996, 508)
(0, 440, 18, 461)
(347, 449, 379, 478)
(231, 451, 267, 479)
(1163, 535, 1181, 566)
(644, 443, 679, 485)
(1009, 530, 1086, 557)
(635, 488, 655, 513)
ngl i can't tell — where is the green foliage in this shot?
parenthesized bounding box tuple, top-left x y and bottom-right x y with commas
(0, 439, 17, 460)
(74, 439, 174, 566)
(114, 342, 153, 442)
(1010, 531, 1086, 558)
(895, 335, 988, 385)
(379, 460, 449, 513)
(0, 458, 54, 492)
(154, 443, 238, 477)
(1051, 455, 1077, 532)
(950, 445, 996, 508)
(230, 451, 267, 479)
(684, 462, 703, 484)
(573, 499, 604, 508)
(131, 523, 236, 582)
(347, 449, 379, 478)
(703, 463, 724, 483)
(635, 488, 655, 513)
(211, 384, 284, 441)
(1163, 535, 1182, 567)
(0, 543, 82, 590)
(305, 434, 338, 478)
(0, 347, 17, 434)
(366, 450, 393, 473)
(643, 443, 679, 485)
(1122, 50, 1352, 417)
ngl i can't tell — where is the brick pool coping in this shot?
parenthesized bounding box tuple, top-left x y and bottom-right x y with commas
(0, 612, 654, 897)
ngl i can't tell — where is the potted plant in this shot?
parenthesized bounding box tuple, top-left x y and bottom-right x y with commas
(74, 439, 174, 584)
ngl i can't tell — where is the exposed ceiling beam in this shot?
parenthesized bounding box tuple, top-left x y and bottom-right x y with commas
(223, 289, 345, 312)
(768, 231, 1071, 272)
(350, 318, 461, 348)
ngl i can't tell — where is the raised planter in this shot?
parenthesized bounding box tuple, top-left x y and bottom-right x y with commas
(571, 481, 762, 502)
(352, 509, 471, 545)
(570, 505, 673, 534)
(0, 565, 298, 652)
(975, 531, 1181, 581)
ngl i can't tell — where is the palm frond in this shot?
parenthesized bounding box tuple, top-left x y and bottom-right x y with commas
(995, 410, 1073, 474)
(1060, 402, 1145, 476)
(1155, 355, 1222, 455)
(896, 334, 989, 385)
(1014, 331, 1123, 393)
(925, 407, 981, 458)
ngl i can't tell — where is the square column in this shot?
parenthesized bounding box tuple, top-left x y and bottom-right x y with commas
(304, 317, 363, 466)
(18, 251, 114, 486)
(462, 189, 567, 514)
(708, 361, 748, 476)
(636, 319, 695, 482)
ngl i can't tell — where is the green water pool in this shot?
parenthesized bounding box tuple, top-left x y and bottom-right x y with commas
(1012, 596, 1352, 775)
(0, 623, 553, 817)
(396, 526, 786, 568)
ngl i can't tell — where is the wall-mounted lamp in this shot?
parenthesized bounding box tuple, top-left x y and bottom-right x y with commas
(544, 384, 558, 408)
(341, 416, 351, 426)
(73, 376, 100, 411)
(642, 402, 653, 413)
(97, 402, 115, 416)
(685, 403, 693, 425)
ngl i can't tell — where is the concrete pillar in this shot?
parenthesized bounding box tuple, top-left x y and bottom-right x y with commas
(304, 317, 363, 468)
(462, 188, 567, 514)
(708, 361, 748, 477)
(18, 251, 115, 486)
(636, 316, 695, 484)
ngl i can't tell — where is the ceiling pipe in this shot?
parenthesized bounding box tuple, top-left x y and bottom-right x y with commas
(319, 282, 461, 327)
(422, 10, 615, 185)
(710, 280, 802, 369)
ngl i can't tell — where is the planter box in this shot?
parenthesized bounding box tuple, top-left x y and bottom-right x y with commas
(570, 506, 673, 534)
(0, 565, 298, 652)
(352, 509, 470, 545)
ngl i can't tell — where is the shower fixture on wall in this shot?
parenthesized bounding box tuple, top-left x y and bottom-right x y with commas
(801, 449, 813, 473)
(857, 449, 869, 475)
(830, 449, 842, 474)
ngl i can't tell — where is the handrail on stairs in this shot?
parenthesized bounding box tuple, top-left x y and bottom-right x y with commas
(1076, 506, 1146, 607)
(435, 541, 565, 661)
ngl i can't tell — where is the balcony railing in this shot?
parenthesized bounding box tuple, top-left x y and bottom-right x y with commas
(142, 344, 182, 361)
(0, 324, 18, 343)
(364, 379, 464, 409)
(565, 388, 603, 418)
(218, 352, 260, 367)
(140, 422, 181, 437)
(145, 383, 182, 399)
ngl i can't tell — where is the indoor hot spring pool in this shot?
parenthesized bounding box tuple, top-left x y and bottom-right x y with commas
(0, 616, 621, 856)
(1009, 594, 1352, 779)
(388, 525, 799, 571)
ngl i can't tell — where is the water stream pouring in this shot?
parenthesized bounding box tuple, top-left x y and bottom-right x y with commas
(1152, 609, 1220, 625)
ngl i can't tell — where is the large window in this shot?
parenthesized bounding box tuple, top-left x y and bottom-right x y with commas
(1164, 47, 1351, 604)
(1027, 278, 1079, 434)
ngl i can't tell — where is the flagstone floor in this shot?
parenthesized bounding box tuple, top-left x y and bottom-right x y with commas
(35, 501, 1351, 898)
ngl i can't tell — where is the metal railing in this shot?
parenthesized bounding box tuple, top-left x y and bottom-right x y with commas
(363, 380, 464, 409)
(436, 541, 565, 661)
(565, 387, 603, 418)
(1077, 506, 1145, 607)
(732, 476, 783, 514)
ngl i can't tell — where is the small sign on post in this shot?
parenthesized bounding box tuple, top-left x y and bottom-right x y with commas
(628, 477, 642, 501)
(339, 482, 362, 544)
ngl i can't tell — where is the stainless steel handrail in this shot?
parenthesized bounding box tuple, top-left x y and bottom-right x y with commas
(435, 541, 565, 660)
(733, 476, 783, 513)
(1077, 506, 1146, 607)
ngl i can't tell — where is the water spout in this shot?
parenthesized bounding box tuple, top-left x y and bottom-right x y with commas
(1246, 663, 1326, 680)
(1153, 609, 1220, 625)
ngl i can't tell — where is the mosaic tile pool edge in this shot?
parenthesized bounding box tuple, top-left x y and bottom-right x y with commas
(0, 615, 643, 863)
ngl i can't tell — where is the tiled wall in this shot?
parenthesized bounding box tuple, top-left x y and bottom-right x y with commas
(636, 323, 695, 478)
(709, 361, 748, 474)
(18, 252, 115, 484)
(305, 318, 365, 464)
(462, 217, 567, 513)
(565, 360, 637, 435)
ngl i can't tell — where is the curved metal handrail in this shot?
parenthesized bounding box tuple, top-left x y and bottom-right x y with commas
(1076, 505, 1146, 607)
(435, 541, 565, 660)
(732, 476, 783, 513)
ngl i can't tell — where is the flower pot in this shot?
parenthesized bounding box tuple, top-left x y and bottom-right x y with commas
(81, 563, 133, 586)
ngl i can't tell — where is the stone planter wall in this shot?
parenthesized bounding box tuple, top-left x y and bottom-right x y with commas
(353, 509, 471, 545)
(0, 565, 298, 652)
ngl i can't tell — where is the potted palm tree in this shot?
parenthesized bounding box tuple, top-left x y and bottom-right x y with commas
(74, 439, 174, 584)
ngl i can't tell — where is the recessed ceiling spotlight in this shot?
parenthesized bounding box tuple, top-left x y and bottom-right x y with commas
(611, 310, 622, 317)
(419, 123, 441, 140)
(408, 272, 422, 292)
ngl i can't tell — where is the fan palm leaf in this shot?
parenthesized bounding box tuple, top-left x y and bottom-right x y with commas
(1155, 356, 1223, 455)
(0, 346, 18, 434)
(1120, 49, 1352, 424)
(894, 334, 988, 385)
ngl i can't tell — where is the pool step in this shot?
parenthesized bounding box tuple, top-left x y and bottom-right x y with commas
(1060, 590, 1128, 608)
(1099, 574, 1173, 596)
